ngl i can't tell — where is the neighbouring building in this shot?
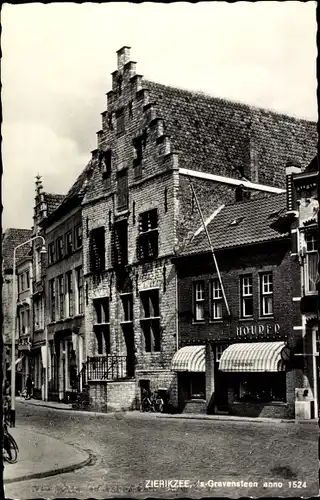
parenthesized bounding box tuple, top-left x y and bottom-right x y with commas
(284, 156, 319, 418)
(2, 228, 32, 391)
(174, 192, 303, 419)
(74, 46, 317, 413)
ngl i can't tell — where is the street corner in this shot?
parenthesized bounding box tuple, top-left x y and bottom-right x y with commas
(3, 426, 92, 485)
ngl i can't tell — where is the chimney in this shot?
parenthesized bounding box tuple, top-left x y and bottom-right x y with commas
(117, 46, 131, 70)
(286, 161, 301, 212)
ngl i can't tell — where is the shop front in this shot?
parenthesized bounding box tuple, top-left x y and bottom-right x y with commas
(171, 345, 206, 413)
(214, 341, 295, 419)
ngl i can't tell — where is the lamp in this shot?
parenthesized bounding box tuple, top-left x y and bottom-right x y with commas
(40, 245, 47, 255)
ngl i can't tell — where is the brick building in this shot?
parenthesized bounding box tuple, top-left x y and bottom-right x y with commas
(2, 228, 32, 387)
(75, 46, 317, 412)
(174, 193, 303, 419)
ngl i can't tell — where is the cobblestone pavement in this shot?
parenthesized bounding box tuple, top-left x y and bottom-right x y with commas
(4, 401, 319, 499)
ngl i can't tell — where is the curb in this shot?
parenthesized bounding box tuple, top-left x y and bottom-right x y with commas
(4, 451, 94, 485)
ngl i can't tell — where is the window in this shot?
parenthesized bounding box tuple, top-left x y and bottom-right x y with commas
(121, 294, 133, 323)
(35, 248, 41, 282)
(305, 230, 318, 293)
(237, 373, 286, 403)
(194, 281, 205, 321)
(93, 298, 110, 355)
(66, 271, 73, 317)
(113, 220, 128, 266)
(26, 271, 30, 289)
(210, 279, 223, 320)
(117, 170, 128, 211)
(137, 209, 158, 261)
(89, 227, 105, 274)
(56, 237, 64, 260)
(49, 279, 55, 322)
(20, 310, 25, 334)
(65, 231, 73, 256)
(48, 242, 55, 264)
(76, 267, 84, 315)
(20, 273, 25, 292)
(34, 299, 42, 329)
(188, 373, 206, 400)
(99, 150, 112, 189)
(133, 136, 144, 178)
(74, 225, 83, 250)
(260, 273, 273, 316)
(240, 275, 253, 318)
(215, 345, 228, 363)
(140, 289, 160, 352)
(57, 275, 64, 320)
(116, 109, 125, 135)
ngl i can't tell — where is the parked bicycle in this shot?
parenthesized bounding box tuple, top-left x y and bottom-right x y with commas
(3, 420, 19, 464)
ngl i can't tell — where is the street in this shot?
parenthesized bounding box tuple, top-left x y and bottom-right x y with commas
(4, 401, 319, 499)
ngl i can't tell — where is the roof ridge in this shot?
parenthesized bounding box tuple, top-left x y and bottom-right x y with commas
(222, 191, 286, 210)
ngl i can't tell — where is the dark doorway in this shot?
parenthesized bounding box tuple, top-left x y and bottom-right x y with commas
(122, 323, 135, 378)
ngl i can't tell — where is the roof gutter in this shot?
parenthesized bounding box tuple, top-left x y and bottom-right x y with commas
(179, 168, 286, 194)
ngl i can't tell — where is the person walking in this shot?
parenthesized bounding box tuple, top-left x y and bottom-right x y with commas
(25, 375, 33, 400)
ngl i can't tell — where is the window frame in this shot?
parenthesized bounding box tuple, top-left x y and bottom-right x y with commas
(260, 272, 274, 317)
(76, 266, 84, 315)
(137, 209, 159, 262)
(74, 225, 83, 250)
(66, 271, 73, 318)
(56, 236, 64, 260)
(305, 230, 319, 294)
(117, 169, 129, 211)
(116, 109, 125, 136)
(93, 297, 110, 355)
(89, 227, 106, 274)
(120, 293, 133, 323)
(49, 278, 56, 322)
(140, 289, 161, 352)
(193, 281, 205, 322)
(57, 274, 64, 320)
(240, 275, 253, 318)
(65, 231, 73, 256)
(209, 278, 223, 321)
(48, 242, 55, 264)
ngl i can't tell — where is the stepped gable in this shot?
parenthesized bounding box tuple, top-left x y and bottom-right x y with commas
(2, 228, 33, 271)
(145, 80, 317, 187)
(181, 192, 287, 256)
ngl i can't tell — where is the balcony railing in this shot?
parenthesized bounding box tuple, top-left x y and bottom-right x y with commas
(87, 355, 127, 381)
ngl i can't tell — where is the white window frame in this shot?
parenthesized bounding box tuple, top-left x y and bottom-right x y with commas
(305, 231, 318, 294)
(215, 345, 228, 363)
(209, 279, 223, 320)
(260, 272, 273, 316)
(241, 275, 253, 318)
(194, 281, 205, 322)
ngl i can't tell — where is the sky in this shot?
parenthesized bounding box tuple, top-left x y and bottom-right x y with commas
(2, 1, 317, 230)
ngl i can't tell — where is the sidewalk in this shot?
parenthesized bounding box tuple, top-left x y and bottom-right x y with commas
(18, 397, 319, 426)
(3, 426, 91, 484)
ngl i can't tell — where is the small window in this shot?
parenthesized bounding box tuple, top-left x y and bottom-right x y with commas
(99, 150, 112, 189)
(209, 279, 222, 320)
(26, 271, 30, 289)
(20, 273, 25, 292)
(137, 209, 158, 261)
(113, 220, 128, 266)
(65, 231, 73, 256)
(117, 170, 128, 211)
(49, 279, 55, 322)
(305, 230, 319, 293)
(260, 273, 273, 316)
(48, 242, 55, 264)
(74, 225, 83, 249)
(140, 289, 160, 352)
(57, 275, 64, 320)
(240, 275, 253, 318)
(193, 281, 205, 321)
(66, 271, 73, 318)
(89, 227, 106, 274)
(93, 297, 110, 355)
(121, 294, 133, 323)
(56, 237, 64, 260)
(116, 109, 125, 135)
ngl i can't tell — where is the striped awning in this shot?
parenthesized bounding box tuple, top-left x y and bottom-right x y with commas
(219, 342, 287, 372)
(171, 345, 205, 372)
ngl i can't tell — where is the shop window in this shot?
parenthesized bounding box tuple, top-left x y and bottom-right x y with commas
(74, 225, 83, 249)
(193, 281, 205, 321)
(260, 272, 273, 316)
(89, 227, 106, 274)
(116, 109, 125, 135)
(140, 289, 160, 352)
(76, 267, 84, 314)
(66, 271, 73, 317)
(112, 220, 128, 266)
(305, 230, 318, 293)
(215, 345, 228, 363)
(237, 373, 286, 403)
(240, 275, 253, 318)
(65, 231, 73, 256)
(57, 275, 64, 320)
(117, 170, 128, 211)
(121, 294, 133, 323)
(93, 297, 110, 355)
(48, 242, 55, 264)
(56, 236, 64, 260)
(137, 209, 158, 261)
(209, 279, 222, 320)
(49, 278, 55, 322)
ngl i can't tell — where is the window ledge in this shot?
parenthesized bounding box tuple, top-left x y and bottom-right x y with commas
(258, 316, 275, 321)
(140, 317, 161, 321)
(192, 321, 206, 325)
(209, 320, 224, 324)
(238, 317, 254, 322)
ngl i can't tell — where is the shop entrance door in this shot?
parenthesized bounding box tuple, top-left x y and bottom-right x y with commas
(214, 345, 229, 413)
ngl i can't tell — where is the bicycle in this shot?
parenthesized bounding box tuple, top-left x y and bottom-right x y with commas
(3, 421, 19, 464)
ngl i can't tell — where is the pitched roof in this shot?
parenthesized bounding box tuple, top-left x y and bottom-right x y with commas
(145, 81, 317, 187)
(180, 193, 287, 256)
(44, 193, 65, 215)
(2, 228, 33, 271)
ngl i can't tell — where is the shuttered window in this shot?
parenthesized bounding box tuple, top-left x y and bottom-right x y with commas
(112, 220, 128, 266)
(89, 227, 106, 274)
(117, 170, 128, 210)
(137, 209, 158, 261)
